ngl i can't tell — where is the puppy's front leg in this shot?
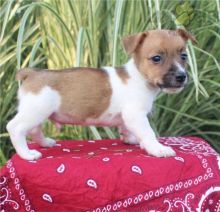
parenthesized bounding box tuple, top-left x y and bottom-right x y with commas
(122, 110, 176, 157)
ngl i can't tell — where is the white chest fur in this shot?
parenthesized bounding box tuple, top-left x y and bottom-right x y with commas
(91, 59, 159, 126)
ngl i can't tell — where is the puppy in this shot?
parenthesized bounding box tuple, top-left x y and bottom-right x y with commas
(7, 29, 196, 160)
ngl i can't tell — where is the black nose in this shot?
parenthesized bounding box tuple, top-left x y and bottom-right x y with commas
(176, 73, 186, 83)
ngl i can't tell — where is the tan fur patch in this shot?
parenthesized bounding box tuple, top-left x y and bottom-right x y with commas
(19, 68, 112, 121)
(115, 67, 130, 83)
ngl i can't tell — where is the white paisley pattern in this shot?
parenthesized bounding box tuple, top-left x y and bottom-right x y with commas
(94, 137, 219, 211)
(0, 176, 19, 210)
(160, 137, 219, 156)
(1, 160, 35, 212)
(196, 187, 220, 212)
(1, 137, 219, 211)
(164, 193, 195, 212)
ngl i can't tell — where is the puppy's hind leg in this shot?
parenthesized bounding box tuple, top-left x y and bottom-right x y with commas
(7, 113, 43, 160)
(119, 124, 139, 145)
(7, 87, 61, 160)
(30, 126, 56, 148)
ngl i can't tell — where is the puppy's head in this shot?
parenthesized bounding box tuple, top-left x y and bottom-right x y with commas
(122, 29, 196, 93)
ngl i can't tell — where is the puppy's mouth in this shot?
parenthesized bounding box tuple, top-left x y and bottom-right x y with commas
(157, 83, 185, 93)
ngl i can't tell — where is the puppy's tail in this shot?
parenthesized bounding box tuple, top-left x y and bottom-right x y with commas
(16, 68, 36, 81)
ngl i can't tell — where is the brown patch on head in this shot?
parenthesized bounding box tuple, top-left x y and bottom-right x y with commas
(124, 29, 191, 89)
(19, 68, 112, 121)
(176, 29, 197, 44)
(122, 32, 148, 55)
(115, 67, 130, 83)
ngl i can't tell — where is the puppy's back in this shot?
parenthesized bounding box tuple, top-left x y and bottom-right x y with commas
(17, 67, 112, 120)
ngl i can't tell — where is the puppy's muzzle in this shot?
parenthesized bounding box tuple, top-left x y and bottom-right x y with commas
(159, 72, 187, 88)
(157, 64, 188, 93)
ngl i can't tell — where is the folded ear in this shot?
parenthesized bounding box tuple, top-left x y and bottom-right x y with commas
(122, 32, 148, 55)
(176, 29, 197, 44)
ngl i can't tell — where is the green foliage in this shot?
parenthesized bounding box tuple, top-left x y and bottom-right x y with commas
(1, 0, 219, 166)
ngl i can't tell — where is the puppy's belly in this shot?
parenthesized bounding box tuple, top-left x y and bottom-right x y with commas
(49, 112, 122, 127)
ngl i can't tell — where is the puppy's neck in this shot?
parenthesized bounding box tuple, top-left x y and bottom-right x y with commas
(125, 59, 160, 95)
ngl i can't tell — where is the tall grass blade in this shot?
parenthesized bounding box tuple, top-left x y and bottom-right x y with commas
(16, 4, 35, 69)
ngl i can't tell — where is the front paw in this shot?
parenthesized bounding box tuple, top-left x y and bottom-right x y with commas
(141, 142, 176, 157)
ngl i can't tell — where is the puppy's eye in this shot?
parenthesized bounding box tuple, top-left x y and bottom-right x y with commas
(151, 55, 161, 63)
(181, 53, 188, 61)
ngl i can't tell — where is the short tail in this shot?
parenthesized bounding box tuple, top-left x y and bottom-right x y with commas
(16, 68, 35, 81)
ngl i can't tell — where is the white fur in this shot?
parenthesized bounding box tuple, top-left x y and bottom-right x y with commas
(7, 59, 176, 160)
(175, 61, 186, 74)
(175, 61, 188, 85)
(162, 87, 184, 94)
(7, 86, 60, 160)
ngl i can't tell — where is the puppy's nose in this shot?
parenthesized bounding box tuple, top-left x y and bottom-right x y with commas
(176, 73, 186, 83)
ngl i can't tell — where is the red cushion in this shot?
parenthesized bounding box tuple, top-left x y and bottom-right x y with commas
(1, 137, 220, 211)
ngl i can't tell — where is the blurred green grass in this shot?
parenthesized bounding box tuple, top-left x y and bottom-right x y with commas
(0, 0, 219, 166)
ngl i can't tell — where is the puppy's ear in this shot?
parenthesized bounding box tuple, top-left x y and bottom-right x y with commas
(176, 29, 197, 44)
(122, 32, 148, 55)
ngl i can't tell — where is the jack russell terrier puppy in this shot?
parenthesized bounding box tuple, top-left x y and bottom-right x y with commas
(7, 29, 196, 160)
